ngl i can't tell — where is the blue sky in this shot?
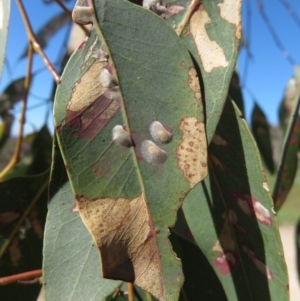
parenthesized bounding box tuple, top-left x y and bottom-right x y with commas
(1, 0, 300, 136)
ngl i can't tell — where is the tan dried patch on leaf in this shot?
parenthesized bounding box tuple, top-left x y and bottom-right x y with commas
(76, 193, 164, 300)
(84, 35, 98, 64)
(177, 117, 207, 188)
(67, 61, 109, 112)
(190, 5, 228, 72)
(218, 0, 242, 39)
(188, 68, 201, 101)
(263, 181, 270, 192)
(212, 134, 228, 146)
(212, 217, 236, 253)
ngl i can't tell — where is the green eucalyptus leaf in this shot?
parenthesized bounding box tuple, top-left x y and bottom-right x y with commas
(251, 103, 275, 174)
(274, 116, 300, 210)
(43, 137, 121, 301)
(228, 71, 245, 116)
(54, 1, 207, 299)
(183, 99, 289, 301)
(158, 0, 242, 142)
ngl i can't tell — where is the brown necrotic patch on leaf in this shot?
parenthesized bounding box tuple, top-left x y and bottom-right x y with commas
(217, 0, 242, 39)
(190, 5, 228, 73)
(64, 59, 121, 140)
(76, 193, 164, 300)
(67, 61, 109, 112)
(65, 93, 120, 140)
(177, 117, 207, 188)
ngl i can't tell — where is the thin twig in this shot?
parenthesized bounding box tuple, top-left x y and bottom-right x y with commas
(15, 0, 60, 84)
(54, 0, 73, 19)
(54, 0, 90, 35)
(0, 44, 34, 180)
(0, 178, 49, 257)
(127, 282, 134, 301)
(256, 0, 297, 66)
(272, 94, 300, 206)
(278, 0, 300, 29)
(0, 269, 42, 285)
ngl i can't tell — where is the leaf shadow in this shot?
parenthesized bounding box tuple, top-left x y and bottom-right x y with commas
(206, 98, 272, 300)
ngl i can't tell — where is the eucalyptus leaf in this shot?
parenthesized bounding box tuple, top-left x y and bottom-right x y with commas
(53, 1, 207, 299)
(43, 138, 120, 301)
(159, 0, 242, 142)
(183, 99, 289, 301)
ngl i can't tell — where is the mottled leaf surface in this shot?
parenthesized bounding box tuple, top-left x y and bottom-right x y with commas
(43, 139, 120, 301)
(183, 99, 289, 301)
(0, 0, 10, 79)
(54, 0, 207, 300)
(251, 103, 275, 174)
(160, 0, 241, 142)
